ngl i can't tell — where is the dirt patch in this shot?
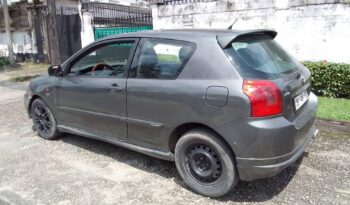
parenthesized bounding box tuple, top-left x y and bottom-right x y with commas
(316, 119, 350, 134)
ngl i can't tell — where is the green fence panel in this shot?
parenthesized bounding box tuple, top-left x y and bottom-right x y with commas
(94, 26, 153, 40)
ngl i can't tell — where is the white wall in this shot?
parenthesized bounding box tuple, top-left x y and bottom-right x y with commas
(0, 31, 32, 56)
(151, 0, 350, 63)
(79, 10, 95, 48)
(89, 0, 146, 6)
(6, 0, 24, 5)
(56, 0, 79, 8)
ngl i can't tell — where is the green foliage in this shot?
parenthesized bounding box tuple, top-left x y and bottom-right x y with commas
(0, 57, 9, 69)
(157, 54, 180, 64)
(303, 61, 350, 98)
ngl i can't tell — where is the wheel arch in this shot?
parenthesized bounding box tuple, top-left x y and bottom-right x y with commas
(27, 94, 41, 117)
(168, 123, 237, 158)
(28, 94, 53, 118)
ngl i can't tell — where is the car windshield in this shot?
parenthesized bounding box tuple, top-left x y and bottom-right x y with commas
(224, 34, 300, 79)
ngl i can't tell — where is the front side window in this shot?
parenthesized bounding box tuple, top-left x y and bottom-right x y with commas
(69, 41, 135, 78)
(224, 34, 300, 79)
(130, 38, 194, 79)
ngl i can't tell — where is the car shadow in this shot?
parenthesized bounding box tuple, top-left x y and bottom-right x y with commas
(59, 134, 178, 180)
(217, 157, 303, 202)
(59, 133, 304, 202)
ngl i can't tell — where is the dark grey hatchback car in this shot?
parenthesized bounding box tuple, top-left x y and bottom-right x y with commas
(24, 29, 318, 197)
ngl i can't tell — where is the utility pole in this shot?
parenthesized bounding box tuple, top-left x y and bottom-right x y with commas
(46, 0, 60, 64)
(2, 0, 15, 65)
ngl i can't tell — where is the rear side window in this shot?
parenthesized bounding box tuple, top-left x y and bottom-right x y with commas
(130, 38, 195, 79)
(224, 34, 300, 79)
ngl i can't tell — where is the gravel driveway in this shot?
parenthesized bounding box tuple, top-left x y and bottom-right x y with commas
(0, 85, 349, 205)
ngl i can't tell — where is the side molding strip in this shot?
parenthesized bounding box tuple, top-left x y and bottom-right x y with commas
(59, 106, 163, 128)
(59, 106, 126, 121)
(127, 117, 164, 128)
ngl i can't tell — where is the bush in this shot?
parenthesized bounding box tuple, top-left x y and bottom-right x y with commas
(0, 57, 9, 69)
(303, 61, 350, 98)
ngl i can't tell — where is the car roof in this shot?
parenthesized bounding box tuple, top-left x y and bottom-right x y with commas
(102, 29, 277, 48)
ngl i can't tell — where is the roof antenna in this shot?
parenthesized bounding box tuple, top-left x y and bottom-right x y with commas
(227, 16, 240, 30)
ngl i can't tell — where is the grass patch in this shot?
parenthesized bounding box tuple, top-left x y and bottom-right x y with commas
(157, 54, 180, 63)
(10, 75, 40, 82)
(1, 62, 48, 81)
(317, 97, 350, 122)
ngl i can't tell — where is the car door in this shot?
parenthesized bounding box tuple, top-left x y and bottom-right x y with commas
(56, 38, 138, 140)
(126, 38, 195, 148)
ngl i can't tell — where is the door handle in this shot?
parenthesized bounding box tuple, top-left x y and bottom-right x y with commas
(110, 83, 123, 93)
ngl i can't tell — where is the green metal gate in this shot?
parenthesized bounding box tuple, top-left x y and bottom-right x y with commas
(82, 2, 153, 40)
(94, 26, 153, 40)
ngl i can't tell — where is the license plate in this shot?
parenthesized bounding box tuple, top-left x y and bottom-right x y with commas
(294, 91, 309, 110)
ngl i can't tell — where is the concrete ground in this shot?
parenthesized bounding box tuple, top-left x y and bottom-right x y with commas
(0, 81, 349, 205)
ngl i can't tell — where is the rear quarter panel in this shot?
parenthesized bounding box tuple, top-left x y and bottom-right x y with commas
(126, 37, 251, 152)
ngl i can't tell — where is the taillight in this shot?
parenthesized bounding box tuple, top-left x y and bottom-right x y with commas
(243, 80, 282, 117)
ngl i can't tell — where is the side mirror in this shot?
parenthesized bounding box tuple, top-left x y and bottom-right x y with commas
(48, 65, 63, 76)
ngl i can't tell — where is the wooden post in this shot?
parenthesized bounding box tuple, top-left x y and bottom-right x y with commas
(2, 0, 15, 65)
(46, 0, 60, 64)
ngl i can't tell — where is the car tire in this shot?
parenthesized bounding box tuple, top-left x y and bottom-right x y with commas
(31, 98, 61, 140)
(175, 128, 238, 197)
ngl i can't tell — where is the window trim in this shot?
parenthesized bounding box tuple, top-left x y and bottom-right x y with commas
(63, 38, 140, 79)
(128, 37, 196, 80)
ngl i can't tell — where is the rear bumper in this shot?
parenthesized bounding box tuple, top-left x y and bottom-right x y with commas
(217, 92, 318, 181)
(237, 125, 317, 181)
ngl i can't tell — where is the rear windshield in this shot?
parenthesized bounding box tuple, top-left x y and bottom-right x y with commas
(224, 34, 299, 79)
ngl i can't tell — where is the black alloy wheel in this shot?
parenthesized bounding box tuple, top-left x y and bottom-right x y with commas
(32, 103, 51, 135)
(31, 98, 61, 139)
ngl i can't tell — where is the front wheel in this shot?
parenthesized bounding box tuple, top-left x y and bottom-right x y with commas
(31, 98, 61, 140)
(175, 128, 238, 197)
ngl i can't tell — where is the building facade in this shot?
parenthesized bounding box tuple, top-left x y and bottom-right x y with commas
(0, 0, 150, 62)
(150, 0, 350, 63)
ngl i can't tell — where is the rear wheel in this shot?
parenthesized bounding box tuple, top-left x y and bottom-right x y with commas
(31, 98, 61, 140)
(175, 128, 238, 197)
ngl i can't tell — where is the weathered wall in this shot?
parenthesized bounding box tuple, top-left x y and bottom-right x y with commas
(79, 9, 95, 48)
(0, 31, 32, 58)
(151, 0, 350, 63)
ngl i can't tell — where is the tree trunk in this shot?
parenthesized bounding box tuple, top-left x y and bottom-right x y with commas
(2, 0, 15, 65)
(46, 0, 60, 65)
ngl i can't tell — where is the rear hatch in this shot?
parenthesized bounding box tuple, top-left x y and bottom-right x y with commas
(220, 32, 311, 121)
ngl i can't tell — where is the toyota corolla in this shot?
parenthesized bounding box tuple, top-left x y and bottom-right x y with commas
(24, 29, 318, 197)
